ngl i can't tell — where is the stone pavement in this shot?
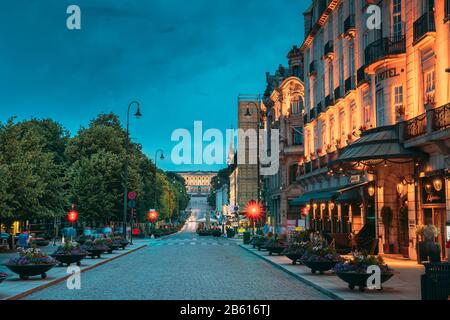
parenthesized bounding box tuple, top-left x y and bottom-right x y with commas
(23, 223, 331, 300)
(240, 244, 424, 300)
(0, 240, 148, 300)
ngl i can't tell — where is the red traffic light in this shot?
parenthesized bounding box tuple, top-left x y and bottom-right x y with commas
(67, 205, 79, 223)
(147, 210, 159, 223)
(245, 200, 263, 220)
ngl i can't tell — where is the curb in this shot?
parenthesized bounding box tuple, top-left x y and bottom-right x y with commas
(5, 244, 147, 300)
(239, 244, 344, 301)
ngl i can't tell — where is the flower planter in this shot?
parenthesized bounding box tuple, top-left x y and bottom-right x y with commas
(266, 246, 287, 256)
(336, 272, 395, 291)
(51, 254, 87, 267)
(3, 264, 56, 280)
(32, 239, 50, 247)
(83, 248, 106, 259)
(106, 244, 120, 254)
(0, 274, 7, 284)
(285, 254, 304, 265)
(117, 240, 129, 250)
(302, 260, 338, 274)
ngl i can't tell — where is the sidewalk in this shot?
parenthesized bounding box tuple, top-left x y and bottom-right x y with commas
(239, 244, 424, 300)
(0, 239, 149, 300)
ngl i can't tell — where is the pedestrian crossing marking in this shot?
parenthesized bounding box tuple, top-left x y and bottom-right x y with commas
(149, 241, 236, 247)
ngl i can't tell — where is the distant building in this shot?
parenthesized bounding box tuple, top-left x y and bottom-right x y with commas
(215, 184, 229, 214)
(176, 171, 217, 196)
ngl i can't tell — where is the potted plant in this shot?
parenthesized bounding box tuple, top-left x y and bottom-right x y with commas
(300, 233, 341, 274)
(334, 252, 395, 292)
(75, 235, 93, 245)
(81, 239, 108, 259)
(283, 231, 311, 265)
(112, 236, 129, 250)
(264, 238, 288, 256)
(381, 207, 393, 253)
(3, 248, 57, 280)
(417, 225, 441, 263)
(51, 242, 88, 266)
(446, 240, 450, 263)
(104, 238, 120, 254)
(253, 235, 268, 251)
(226, 228, 236, 238)
(0, 272, 8, 284)
(211, 229, 222, 238)
(243, 231, 251, 244)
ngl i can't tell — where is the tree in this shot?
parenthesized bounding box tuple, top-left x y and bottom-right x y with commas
(207, 167, 230, 209)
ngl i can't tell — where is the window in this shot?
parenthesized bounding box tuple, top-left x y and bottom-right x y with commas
(392, 0, 402, 40)
(339, 57, 344, 87)
(425, 70, 436, 99)
(289, 164, 299, 185)
(376, 89, 385, 127)
(321, 124, 327, 149)
(292, 126, 304, 146)
(291, 97, 303, 114)
(393, 85, 404, 122)
(339, 110, 346, 142)
(349, 41, 355, 78)
(329, 116, 336, 145)
(338, 4, 344, 35)
(363, 89, 372, 126)
(350, 102, 357, 131)
(350, 0, 355, 15)
(328, 62, 334, 96)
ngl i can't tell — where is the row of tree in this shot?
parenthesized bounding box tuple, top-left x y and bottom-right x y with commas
(207, 167, 231, 209)
(0, 113, 190, 231)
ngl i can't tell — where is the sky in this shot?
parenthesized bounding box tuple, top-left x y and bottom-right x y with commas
(0, 0, 308, 172)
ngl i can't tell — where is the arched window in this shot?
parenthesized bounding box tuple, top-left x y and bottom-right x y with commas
(291, 96, 304, 114)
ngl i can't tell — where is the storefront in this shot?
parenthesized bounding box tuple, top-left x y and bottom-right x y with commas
(419, 172, 448, 259)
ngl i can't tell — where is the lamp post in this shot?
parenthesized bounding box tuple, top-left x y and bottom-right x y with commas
(153, 149, 165, 211)
(123, 101, 142, 239)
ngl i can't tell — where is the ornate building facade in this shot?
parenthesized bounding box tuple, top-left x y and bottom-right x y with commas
(176, 171, 217, 196)
(263, 46, 305, 233)
(295, 0, 449, 261)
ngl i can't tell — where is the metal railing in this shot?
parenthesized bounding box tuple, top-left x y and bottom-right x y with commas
(413, 11, 436, 44)
(345, 76, 356, 94)
(405, 113, 427, 140)
(334, 86, 343, 101)
(344, 14, 356, 35)
(433, 103, 450, 131)
(357, 65, 370, 87)
(324, 40, 334, 57)
(405, 103, 450, 140)
(365, 36, 406, 66)
(325, 95, 335, 108)
(309, 60, 317, 76)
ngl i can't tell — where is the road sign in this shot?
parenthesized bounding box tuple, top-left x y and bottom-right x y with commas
(128, 191, 137, 200)
(128, 200, 136, 209)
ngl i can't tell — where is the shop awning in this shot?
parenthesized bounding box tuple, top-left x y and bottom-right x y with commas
(289, 188, 341, 206)
(335, 188, 362, 203)
(331, 125, 425, 165)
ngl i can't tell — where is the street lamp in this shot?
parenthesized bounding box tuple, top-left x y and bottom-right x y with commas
(123, 101, 142, 239)
(154, 149, 165, 210)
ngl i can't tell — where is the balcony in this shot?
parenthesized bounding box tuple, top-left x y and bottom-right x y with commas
(344, 14, 356, 38)
(345, 76, 356, 95)
(334, 86, 343, 102)
(357, 65, 370, 87)
(317, 101, 324, 115)
(303, 113, 309, 125)
(325, 95, 335, 109)
(310, 108, 317, 122)
(404, 103, 450, 141)
(364, 36, 406, 72)
(309, 60, 317, 76)
(413, 11, 436, 46)
(324, 41, 334, 60)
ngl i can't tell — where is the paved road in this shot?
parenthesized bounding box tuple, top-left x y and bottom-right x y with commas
(25, 198, 329, 300)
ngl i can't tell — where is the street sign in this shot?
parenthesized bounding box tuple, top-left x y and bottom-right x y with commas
(128, 200, 136, 209)
(128, 191, 137, 200)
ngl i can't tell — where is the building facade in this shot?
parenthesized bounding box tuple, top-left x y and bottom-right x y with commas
(263, 46, 306, 233)
(176, 172, 217, 196)
(295, 0, 449, 261)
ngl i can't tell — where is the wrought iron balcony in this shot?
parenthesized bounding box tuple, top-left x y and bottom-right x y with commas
(446, 0, 450, 22)
(344, 14, 356, 38)
(365, 36, 406, 67)
(324, 40, 334, 59)
(334, 86, 343, 101)
(317, 101, 324, 115)
(345, 76, 356, 95)
(413, 11, 436, 45)
(357, 65, 370, 87)
(404, 103, 450, 140)
(325, 95, 335, 109)
(309, 60, 317, 76)
(303, 113, 309, 125)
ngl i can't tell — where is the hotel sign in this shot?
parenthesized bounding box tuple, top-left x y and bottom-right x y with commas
(376, 68, 401, 86)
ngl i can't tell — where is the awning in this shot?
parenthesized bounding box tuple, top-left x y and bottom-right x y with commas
(335, 188, 362, 203)
(289, 182, 368, 206)
(331, 125, 425, 165)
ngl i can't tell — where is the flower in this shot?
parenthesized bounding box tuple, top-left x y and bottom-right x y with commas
(423, 225, 440, 241)
(53, 242, 88, 256)
(8, 248, 56, 265)
(0, 272, 8, 278)
(334, 252, 392, 274)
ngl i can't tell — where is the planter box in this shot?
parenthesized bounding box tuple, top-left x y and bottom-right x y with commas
(285, 253, 304, 265)
(266, 246, 287, 256)
(3, 264, 56, 280)
(0, 275, 7, 284)
(51, 254, 87, 267)
(336, 272, 394, 291)
(302, 260, 338, 274)
(84, 249, 106, 259)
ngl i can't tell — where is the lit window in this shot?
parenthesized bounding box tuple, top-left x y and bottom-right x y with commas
(350, 102, 357, 131)
(425, 70, 436, 100)
(393, 85, 404, 122)
(329, 116, 335, 145)
(392, 0, 403, 40)
(339, 110, 346, 141)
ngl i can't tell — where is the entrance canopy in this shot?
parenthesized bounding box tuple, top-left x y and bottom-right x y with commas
(331, 125, 425, 166)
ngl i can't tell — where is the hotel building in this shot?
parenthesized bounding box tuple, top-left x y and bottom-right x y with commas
(294, 0, 449, 261)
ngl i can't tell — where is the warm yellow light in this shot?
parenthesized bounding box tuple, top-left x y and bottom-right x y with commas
(433, 178, 443, 192)
(368, 186, 375, 197)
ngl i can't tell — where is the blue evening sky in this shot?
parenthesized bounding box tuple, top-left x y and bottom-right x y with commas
(0, 0, 307, 172)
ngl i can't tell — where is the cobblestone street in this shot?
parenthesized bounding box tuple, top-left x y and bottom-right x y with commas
(25, 213, 329, 300)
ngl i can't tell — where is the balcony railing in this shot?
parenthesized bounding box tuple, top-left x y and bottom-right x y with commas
(325, 95, 335, 109)
(334, 86, 343, 101)
(324, 40, 334, 58)
(446, 0, 450, 22)
(305, 162, 312, 174)
(317, 101, 324, 115)
(344, 14, 356, 37)
(365, 36, 406, 66)
(413, 11, 436, 44)
(345, 76, 356, 95)
(303, 113, 309, 124)
(404, 103, 450, 140)
(357, 65, 370, 87)
(309, 60, 317, 76)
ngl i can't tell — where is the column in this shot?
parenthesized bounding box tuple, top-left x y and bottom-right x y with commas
(407, 182, 418, 260)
